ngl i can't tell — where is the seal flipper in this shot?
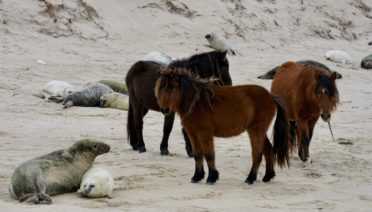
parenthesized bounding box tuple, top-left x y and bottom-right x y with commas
(21, 193, 53, 204)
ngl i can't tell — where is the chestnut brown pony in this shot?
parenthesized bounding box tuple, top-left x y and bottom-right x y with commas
(155, 68, 293, 184)
(271, 61, 339, 162)
(125, 50, 232, 156)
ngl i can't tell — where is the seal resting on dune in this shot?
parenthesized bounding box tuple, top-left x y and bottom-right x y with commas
(205, 33, 236, 55)
(325, 50, 352, 64)
(258, 60, 342, 79)
(78, 166, 114, 198)
(9, 139, 110, 204)
(143, 51, 173, 66)
(62, 83, 113, 109)
(98, 80, 128, 95)
(361, 54, 372, 69)
(100, 92, 129, 111)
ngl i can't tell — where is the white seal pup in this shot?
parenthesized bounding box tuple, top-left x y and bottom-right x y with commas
(325, 50, 352, 64)
(35, 80, 74, 102)
(78, 166, 114, 198)
(144, 51, 173, 66)
(9, 139, 110, 204)
(100, 92, 129, 111)
(205, 33, 236, 55)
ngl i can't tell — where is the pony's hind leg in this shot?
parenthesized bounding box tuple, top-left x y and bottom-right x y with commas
(262, 136, 275, 182)
(188, 133, 205, 183)
(132, 104, 148, 153)
(159, 112, 175, 155)
(246, 128, 266, 184)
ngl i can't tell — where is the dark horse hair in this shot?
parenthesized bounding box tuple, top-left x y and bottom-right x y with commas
(156, 68, 293, 184)
(125, 50, 232, 156)
(316, 73, 339, 99)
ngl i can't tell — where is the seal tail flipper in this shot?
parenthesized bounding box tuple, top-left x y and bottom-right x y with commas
(22, 193, 53, 205)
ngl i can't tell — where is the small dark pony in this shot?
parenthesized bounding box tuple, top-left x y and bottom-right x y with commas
(125, 50, 232, 156)
(155, 67, 294, 184)
(271, 61, 339, 162)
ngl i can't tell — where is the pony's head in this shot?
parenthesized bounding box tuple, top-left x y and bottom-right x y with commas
(168, 50, 231, 86)
(313, 71, 339, 122)
(155, 67, 215, 116)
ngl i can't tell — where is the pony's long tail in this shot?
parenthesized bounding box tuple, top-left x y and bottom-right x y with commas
(272, 96, 292, 168)
(127, 103, 137, 149)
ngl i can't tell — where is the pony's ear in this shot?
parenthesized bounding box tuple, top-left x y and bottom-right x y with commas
(331, 72, 337, 81)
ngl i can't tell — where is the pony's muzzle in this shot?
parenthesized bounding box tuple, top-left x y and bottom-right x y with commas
(160, 108, 170, 115)
(321, 114, 331, 122)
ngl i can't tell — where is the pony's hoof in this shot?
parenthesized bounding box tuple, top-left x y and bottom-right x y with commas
(245, 170, 257, 185)
(191, 171, 205, 183)
(262, 170, 276, 182)
(138, 147, 146, 153)
(160, 148, 169, 155)
(206, 170, 219, 184)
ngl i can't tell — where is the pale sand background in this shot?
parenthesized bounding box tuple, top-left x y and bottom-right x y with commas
(0, 0, 372, 211)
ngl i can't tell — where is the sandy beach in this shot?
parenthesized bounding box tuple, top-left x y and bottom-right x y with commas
(1, 0, 372, 211)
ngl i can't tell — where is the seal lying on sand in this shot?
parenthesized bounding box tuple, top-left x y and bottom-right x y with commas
(143, 51, 173, 66)
(9, 139, 110, 204)
(205, 33, 236, 55)
(34, 80, 74, 103)
(98, 80, 128, 95)
(361, 54, 372, 69)
(258, 60, 342, 79)
(78, 166, 114, 198)
(62, 83, 113, 109)
(100, 92, 129, 111)
(325, 50, 352, 64)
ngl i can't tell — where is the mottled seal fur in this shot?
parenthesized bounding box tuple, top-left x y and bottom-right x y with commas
(258, 60, 342, 79)
(34, 80, 74, 103)
(100, 92, 129, 111)
(205, 33, 236, 55)
(78, 166, 114, 198)
(325, 50, 352, 64)
(361, 54, 372, 69)
(143, 51, 173, 66)
(62, 83, 113, 108)
(98, 80, 128, 95)
(9, 139, 110, 204)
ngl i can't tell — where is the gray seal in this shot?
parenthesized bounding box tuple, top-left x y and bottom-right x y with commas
(62, 83, 113, 108)
(9, 139, 110, 204)
(361, 54, 372, 69)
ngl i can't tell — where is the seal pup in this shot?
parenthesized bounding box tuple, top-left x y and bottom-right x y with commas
(143, 51, 173, 66)
(100, 92, 129, 111)
(34, 80, 74, 103)
(361, 54, 372, 69)
(62, 83, 113, 108)
(9, 139, 110, 204)
(325, 50, 352, 64)
(78, 166, 114, 198)
(205, 33, 236, 55)
(258, 60, 342, 79)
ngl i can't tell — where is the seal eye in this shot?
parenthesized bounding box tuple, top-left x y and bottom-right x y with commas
(93, 144, 98, 149)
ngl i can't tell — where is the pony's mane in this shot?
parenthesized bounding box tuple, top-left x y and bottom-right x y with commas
(168, 50, 227, 85)
(155, 67, 216, 115)
(315, 72, 340, 111)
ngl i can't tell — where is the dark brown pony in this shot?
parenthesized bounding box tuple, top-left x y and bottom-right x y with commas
(155, 68, 293, 184)
(125, 50, 232, 156)
(271, 61, 339, 162)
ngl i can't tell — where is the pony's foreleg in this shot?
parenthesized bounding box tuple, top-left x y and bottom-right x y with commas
(296, 120, 310, 162)
(246, 129, 265, 184)
(160, 113, 175, 155)
(188, 133, 205, 183)
(182, 128, 193, 157)
(262, 136, 275, 182)
(201, 137, 219, 184)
